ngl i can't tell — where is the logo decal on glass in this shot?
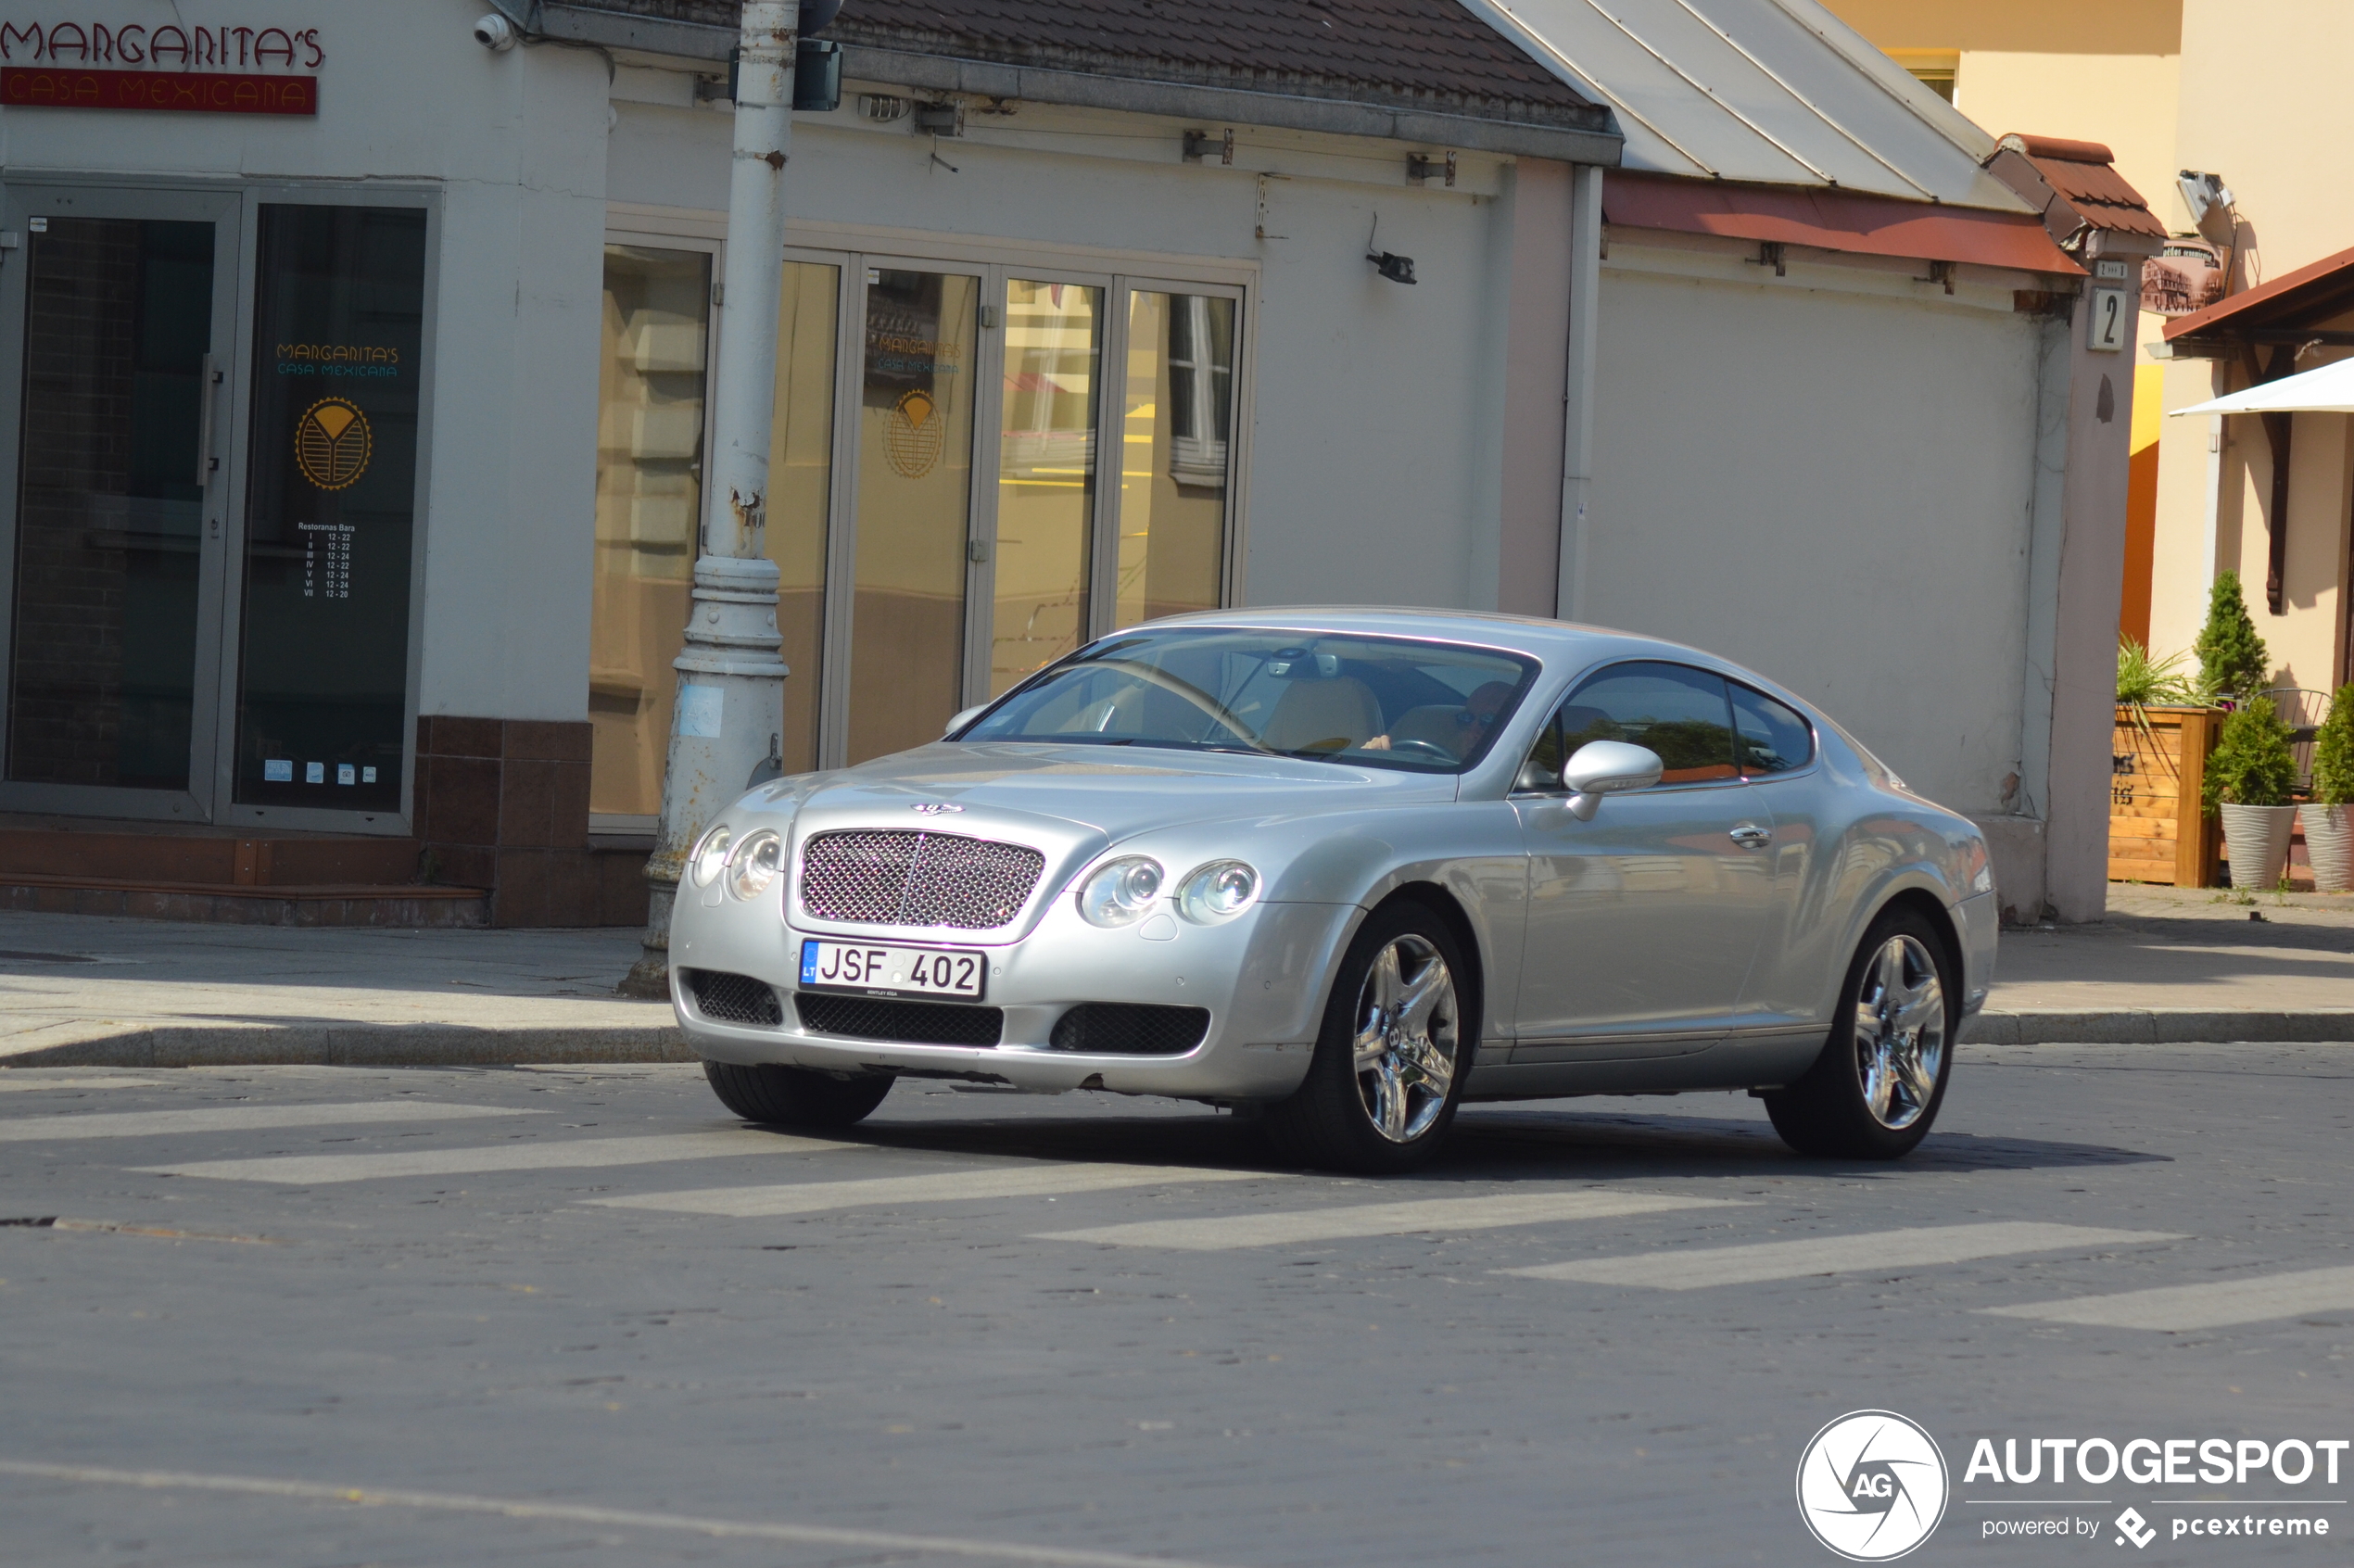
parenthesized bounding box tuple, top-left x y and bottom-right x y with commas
(294, 396, 373, 490)
(886, 387, 943, 479)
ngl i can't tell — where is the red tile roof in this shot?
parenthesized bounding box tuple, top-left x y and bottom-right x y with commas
(1988, 133, 2167, 244)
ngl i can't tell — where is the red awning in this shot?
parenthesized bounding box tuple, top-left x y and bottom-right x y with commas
(2162, 242, 2354, 342)
(1602, 171, 2083, 276)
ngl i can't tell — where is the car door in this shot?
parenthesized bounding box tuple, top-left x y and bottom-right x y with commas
(1726, 679, 1828, 1031)
(1509, 661, 1778, 1058)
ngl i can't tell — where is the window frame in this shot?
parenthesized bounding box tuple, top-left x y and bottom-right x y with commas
(1728, 677, 1820, 780)
(1513, 659, 1752, 796)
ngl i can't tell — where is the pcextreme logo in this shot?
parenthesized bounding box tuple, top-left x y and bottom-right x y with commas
(1797, 1410, 1951, 1562)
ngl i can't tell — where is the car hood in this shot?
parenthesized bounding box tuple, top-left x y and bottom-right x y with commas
(764, 741, 1459, 843)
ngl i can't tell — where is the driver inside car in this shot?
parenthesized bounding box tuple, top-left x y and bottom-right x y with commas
(1361, 679, 1518, 759)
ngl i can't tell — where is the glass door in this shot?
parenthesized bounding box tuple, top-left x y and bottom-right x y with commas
(839, 264, 981, 765)
(0, 187, 242, 820)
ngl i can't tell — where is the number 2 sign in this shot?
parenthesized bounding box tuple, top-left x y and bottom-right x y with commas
(2086, 286, 2129, 352)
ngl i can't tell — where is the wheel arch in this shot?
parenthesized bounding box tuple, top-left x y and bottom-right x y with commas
(1368, 881, 1488, 1049)
(1873, 887, 1966, 1015)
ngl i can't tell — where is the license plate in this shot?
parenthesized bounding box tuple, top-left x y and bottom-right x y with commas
(799, 939, 986, 1000)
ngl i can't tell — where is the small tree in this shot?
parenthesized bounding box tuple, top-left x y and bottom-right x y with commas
(2194, 570, 2271, 702)
(2202, 696, 2297, 810)
(2312, 684, 2354, 805)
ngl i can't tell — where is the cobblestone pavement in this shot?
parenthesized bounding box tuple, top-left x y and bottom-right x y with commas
(4, 1047, 2349, 1566)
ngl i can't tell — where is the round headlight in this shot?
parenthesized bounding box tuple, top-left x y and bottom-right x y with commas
(690, 824, 733, 888)
(726, 830, 782, 901)
(1076, 855, 1164, 928)
(1176, 860, 1259, 923)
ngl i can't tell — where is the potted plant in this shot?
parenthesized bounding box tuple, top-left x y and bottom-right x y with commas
(2204, 695, 2299, 888)
(2194, 569, 2272, 704)
(2304, 684, 2354, 891)
(2118, 638, 2197, 709)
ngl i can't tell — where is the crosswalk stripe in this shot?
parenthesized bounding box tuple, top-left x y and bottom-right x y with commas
(0, 1100, 531, 1143)
(1500, 1221, 2182, 1290)
(1034, 1188, 1745, 1250)
(136, 1129, 854, 1184)
(1981, 1264, 2354, 1331)
(587, 1162, 1285, 1218)
(0, 1077, 161, 1094)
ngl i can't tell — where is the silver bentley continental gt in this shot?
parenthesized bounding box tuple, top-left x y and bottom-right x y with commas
(669, 609, 1997, 1173)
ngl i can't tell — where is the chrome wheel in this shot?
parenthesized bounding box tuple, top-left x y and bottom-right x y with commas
(1851, 933, 1946, 1130)
(1350, 934, 1460, 1144)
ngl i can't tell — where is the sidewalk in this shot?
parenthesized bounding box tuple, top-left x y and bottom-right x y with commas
(2, 888, 2349, 1068)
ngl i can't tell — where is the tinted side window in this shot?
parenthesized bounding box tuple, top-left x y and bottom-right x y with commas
(1520, 661, 1736, 789)
(1730, 683, 1815, 776)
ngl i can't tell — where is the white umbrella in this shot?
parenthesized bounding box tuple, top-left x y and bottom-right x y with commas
(2171, 354, 2354, 415)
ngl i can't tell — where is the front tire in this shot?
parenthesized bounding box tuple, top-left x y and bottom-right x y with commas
(1764, 906, 1955, 1159)
(1263, 901, 1471, 1174)
(703, 1060, 894, 1128)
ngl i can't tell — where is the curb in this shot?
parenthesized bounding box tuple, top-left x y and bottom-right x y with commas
(1, 1024, 695, 1069)
(1966, 1009, 2354, 1045)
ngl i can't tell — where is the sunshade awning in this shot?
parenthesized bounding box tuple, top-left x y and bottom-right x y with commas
(2172, 356, 2354, 416)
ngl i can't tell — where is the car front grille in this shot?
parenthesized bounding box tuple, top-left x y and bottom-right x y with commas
(684, 968, 784, 1027)
(799, 829, 1045, 929)
(793, 993, 1005, 1046)
(1049, 1003, 1212, 1056)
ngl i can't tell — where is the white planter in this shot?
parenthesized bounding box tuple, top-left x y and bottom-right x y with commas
(2301, 803, 2354, 892)
(2221, 803, 2298, 890)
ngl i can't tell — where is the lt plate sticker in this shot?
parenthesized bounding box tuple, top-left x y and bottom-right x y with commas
(800, 940, 985, 1000)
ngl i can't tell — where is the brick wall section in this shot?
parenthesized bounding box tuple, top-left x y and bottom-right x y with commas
(414, 717, 647, 928)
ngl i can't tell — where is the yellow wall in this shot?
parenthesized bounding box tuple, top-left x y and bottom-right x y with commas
(2175, 0, 2354, 284)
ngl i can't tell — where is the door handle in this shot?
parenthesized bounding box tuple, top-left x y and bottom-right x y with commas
(1729, 823, 1772, 849)
(195, 354, 221, 488)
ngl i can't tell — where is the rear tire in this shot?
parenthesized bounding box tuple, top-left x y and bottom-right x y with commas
(1763, 906, 1955, 1159)
(1262, 901, 1472, 1174)
(703, 1060, 894, 1128)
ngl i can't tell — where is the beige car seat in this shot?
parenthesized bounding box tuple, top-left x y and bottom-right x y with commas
(1383, 703, 1474, 759)
(1259, 677, 1383, 753)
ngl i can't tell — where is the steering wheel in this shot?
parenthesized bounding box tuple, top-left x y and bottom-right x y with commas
(1385, 739, 1455, 761)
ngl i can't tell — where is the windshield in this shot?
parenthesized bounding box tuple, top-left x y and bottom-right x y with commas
(956, 628, 1538, 772)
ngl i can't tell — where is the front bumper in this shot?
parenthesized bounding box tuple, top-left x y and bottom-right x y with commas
(670, 891, 1360, 1101)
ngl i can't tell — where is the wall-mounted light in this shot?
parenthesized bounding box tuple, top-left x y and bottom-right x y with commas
(1364, 215, 1416, 285)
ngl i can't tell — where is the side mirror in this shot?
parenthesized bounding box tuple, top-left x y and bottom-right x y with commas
(1562, 740, 1662, 820)
(943, 704, 986, 738)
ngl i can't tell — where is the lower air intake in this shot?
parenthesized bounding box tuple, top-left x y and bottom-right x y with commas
(794, 993, 1004, 1047)
(685, 968, 784, 1027)
(1049, 1003, 1211, 1056)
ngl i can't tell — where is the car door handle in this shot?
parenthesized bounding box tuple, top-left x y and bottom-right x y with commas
(1729, 823, 1772, 849)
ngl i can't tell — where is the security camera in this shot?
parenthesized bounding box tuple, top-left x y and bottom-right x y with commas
(474, 13, 517, 51)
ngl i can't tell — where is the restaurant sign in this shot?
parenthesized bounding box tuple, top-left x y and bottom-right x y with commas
(0, 20, 322, 116)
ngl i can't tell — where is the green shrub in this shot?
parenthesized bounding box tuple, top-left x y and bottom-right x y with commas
(2203, 696, 2297, 810)
(2194, 570, 2271, 702)
(2117, 639, 2197, 706)
(2312, 685, 2354, 805)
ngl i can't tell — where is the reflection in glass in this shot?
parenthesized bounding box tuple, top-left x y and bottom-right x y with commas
(849, 270, 976, 763)
(991, 280, 1099, 695)
(591, 255, 838, 813)
(234, 205, 425, 810)
(588, 247, 710, 816)
(1117, 292, 1234, 630)
(7, 218, 212, 789)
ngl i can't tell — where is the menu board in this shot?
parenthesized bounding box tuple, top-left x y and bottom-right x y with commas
(234, 204, 425, 810)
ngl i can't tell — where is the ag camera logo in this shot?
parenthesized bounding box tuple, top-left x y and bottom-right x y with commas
(1797, 1410, 1950, 1561)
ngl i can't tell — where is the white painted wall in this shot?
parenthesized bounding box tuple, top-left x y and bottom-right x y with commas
(1587, 250, 2047, 816)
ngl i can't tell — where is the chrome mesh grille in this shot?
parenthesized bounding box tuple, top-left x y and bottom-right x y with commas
(799, 829, 1044, 929)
